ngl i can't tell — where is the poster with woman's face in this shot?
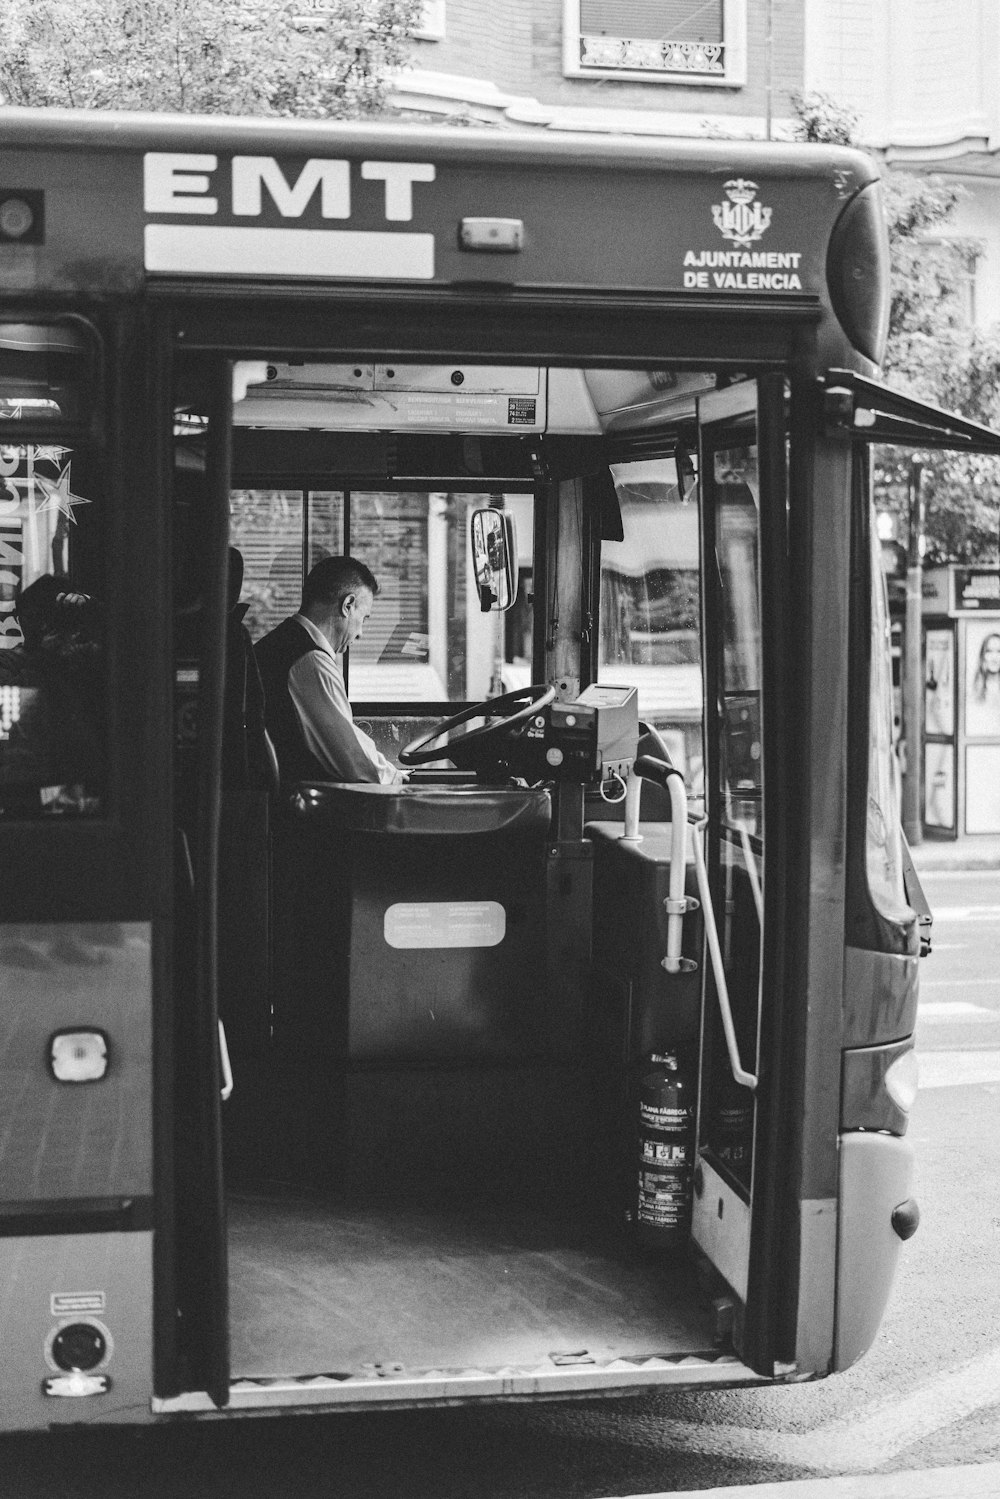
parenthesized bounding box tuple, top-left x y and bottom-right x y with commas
(965, 620, 1000, 738)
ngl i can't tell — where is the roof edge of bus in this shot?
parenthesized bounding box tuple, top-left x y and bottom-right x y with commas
(0, 104, 881, 178)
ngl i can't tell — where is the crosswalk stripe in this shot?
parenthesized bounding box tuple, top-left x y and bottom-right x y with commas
(920, 977, 1000, 987)
(917, 1049, 1000, 1087)
(927, 906, 1000, 920)
(593, 1346, 1000, 1474)
(918, 1002, 995, 1019)
(611, 1460, 1000, 1499)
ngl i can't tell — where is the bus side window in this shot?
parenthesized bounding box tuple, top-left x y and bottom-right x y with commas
(0, 453, 105, 818)
(229, 488, 535, 705)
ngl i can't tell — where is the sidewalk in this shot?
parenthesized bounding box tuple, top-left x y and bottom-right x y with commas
(614, 1459, 1000, 1499)
(909, 832, 1000, 872)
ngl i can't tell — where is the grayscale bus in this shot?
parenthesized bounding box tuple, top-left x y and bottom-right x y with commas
(1, 108, 998, 1427)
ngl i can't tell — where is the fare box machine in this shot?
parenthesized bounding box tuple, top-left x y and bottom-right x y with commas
(537, 684, 640, 791)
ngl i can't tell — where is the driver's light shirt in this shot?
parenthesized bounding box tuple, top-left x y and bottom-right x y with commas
(288, 614, 402, 785)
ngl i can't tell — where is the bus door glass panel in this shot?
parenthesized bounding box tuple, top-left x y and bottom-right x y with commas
(600, 457, 703, 792)
(704, 427, 762, 1195)
(0, 445, 105, 819)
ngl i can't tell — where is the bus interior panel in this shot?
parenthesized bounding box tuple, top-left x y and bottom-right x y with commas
(171, 356, 763, 1386)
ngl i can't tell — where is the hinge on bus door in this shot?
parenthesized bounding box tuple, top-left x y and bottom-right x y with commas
(822, 381, 861, 437)
(901, 834, 933, 957)
(917, 915, 932, 958)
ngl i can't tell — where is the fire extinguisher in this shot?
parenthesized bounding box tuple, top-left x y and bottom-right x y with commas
(634, 1052, 695, 1247)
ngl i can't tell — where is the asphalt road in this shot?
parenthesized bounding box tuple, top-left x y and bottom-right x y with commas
(1, 870, 998, 1497)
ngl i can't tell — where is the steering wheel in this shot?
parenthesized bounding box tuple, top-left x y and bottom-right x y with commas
(399, 684, 557, 768)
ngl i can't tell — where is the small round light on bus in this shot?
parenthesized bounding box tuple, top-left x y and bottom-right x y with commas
(0, 196, 34, 240)
(49, 1322, 108, 1373)
(884, 1047, 919, 1113)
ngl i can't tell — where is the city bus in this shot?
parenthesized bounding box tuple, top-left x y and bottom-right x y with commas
(2, 107, 1000, 1429)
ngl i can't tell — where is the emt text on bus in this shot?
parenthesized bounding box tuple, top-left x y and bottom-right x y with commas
(2, 107, 999, 1428)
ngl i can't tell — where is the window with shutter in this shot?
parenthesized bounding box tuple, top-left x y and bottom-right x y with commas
(563, 0, 746, 85)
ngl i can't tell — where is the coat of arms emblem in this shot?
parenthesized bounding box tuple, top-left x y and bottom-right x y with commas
(711, 179, 772, 247)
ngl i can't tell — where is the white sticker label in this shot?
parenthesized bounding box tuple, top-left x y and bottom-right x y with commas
(144, 225, 435, 279)
(50, 1292, 105, 1316)
(384, 901, 506, 949)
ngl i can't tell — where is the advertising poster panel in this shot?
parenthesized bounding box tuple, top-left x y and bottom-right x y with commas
(924, 628, 954, 737)
(965, 620, 1000, 739)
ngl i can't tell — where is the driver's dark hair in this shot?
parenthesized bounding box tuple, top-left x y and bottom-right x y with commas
(301, 555, 379, 613)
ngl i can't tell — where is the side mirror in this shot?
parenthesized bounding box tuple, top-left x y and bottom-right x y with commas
(471, 508, 518, 612)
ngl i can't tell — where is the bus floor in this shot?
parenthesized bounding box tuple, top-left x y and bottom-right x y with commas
(226, 1190, 717, 1378)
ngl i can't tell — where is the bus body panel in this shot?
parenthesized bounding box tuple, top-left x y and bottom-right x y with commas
(771, 432, 852, 1380)
(0, 922, 152, 1204)
(843, 944, 919, 1050)
(833, 1132, 914, 1372)
(793, 1197, 837, 1377)
(801, 435, 852, 1213)
(0, 1230, 152, 1428)
(0, 109, 877, 324)
(841, 1036, 915, 1135)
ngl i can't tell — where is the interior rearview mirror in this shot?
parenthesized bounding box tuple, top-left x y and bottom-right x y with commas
(471, 508, 518, 612)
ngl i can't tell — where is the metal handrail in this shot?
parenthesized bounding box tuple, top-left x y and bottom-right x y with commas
(689, 815, 758, 1092)
(218, 1020, 234, 1101)
(624, 746, 758, 1093)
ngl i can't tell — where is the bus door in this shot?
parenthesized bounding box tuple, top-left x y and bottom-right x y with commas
(169, 346, 233, 1408)
(692, 376, 790, 1371)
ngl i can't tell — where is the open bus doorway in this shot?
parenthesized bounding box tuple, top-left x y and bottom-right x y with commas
(167, 349, 780, 1403)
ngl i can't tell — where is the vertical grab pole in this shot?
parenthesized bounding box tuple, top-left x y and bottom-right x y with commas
(621, 764, 643, 842)
(623, 750, 697, 973)
(690, 817, 758, 1092)
(662, 772, 691, 972)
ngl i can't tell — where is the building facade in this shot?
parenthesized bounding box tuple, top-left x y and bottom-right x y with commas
(803, 0, 1000, 325)
(398, 0, 806, 139)
(397, 0, 1000, 327)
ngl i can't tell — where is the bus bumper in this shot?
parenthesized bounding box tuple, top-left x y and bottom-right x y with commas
(834, 1131, 915, 1371)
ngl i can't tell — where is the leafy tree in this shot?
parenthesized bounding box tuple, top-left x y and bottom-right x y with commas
(876, 173, 1000, 563)
(792, 92, 1000, 563)
(789, 89, 859, 147)
(0, 0, 423, 119)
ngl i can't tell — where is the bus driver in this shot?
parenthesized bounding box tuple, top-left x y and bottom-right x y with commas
(255, 555, 404, 787)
